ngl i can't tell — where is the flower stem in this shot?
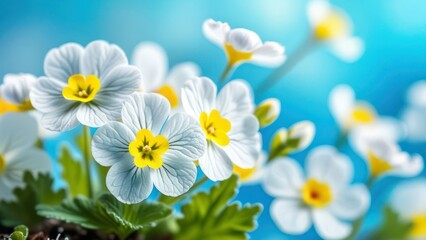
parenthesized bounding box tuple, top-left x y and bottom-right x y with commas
(82, 125, 93, 199)
(335, 130, 348, 151)
(158, 176, 209, 205)
(219, 62, 234, 83)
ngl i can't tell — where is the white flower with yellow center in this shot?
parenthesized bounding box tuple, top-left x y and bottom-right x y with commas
(390, 180, 426, 239)
(233, 152, 267, 185)
(203, 19, 285, 79)
(307, 0, 364, 62)
(402, 80, 426, 142)
(263, 146, 370, 239)
(181, 77, 262, 181)
(92, 93, 206, 204)
(131, 42, 200, 109)
(0, 113, 52, 200)
(30, 40, 142, 132)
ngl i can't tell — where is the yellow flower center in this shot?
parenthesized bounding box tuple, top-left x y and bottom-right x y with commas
(18, 99, 34, 111)
(224, 43, 254, 66)
(351, 106, 375, 124)
(0, 155, 6, 174)
(62, 74, 101, 103)
(410, 214, 426, 238)
(367, 151, 393, 177)
(200, 109, 231, 146)
(233, 164, 256, 181)
(156, 84, 179, 108)
(0, 97, 20, 115)
(302, 179, 333, 208)
(314, 11, 349, 40)
(128, 129, 169, 169)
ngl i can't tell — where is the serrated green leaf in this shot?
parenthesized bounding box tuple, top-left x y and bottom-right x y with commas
(0, 172, 66, 227)
(176, 175, 262, 240)
(368, 206, 412, 240)
(59, 146, 89, 197)
(37, 193, 172, 240)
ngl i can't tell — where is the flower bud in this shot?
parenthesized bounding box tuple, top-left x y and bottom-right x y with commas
(254, 98, 280, 128)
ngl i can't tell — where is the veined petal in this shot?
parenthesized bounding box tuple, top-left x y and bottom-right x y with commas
(30, 76, 67, 113)
(92, 122, 135, 167)
(181, 77, 217, 119)
(270, 198, 312, 235)
(199, 142, 233, 181)
(0, 113, 38, 154)
(98, 65, 142, 96)
(251, 41, 286, 67)
(106, 160, 153, 204)
(76, 96, 122, 128)
(40, 105, 80, 132)
(131, 42, 168, 91)
(216, 80, 254, 121)
(226, 28, 262, 52)
(121, 93, 171, 135)
(44, 42, 84, 83)
(329, 184, 370, 220)
(202, 19, 231, 47)
(166, 62, 201, 92)
(330, 37, 364, 62)
(1, 74, 36, 104)
(313, 209, 352, 240)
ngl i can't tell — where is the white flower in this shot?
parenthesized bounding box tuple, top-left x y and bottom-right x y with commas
(30, 40, 142, 131)
(307, 0, 364, 62)
(233, 151, 267, 185)
(0, 113, 51, 200)
(92, 93, 206, 204)
(263, 146, 370, 239)
(181, 77, 262, 181)
(203, 19, 286, 68)
(254, 98, 281, 128)
(390, 180, 426, 239)
(350, 130, 423, 178)
(131, 42, 200, 109)
(402, 80, 426, 142)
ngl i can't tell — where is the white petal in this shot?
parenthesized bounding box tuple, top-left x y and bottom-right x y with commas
(390, 179, 426, 219)
(6, 148, 52, 175)
(40, 105, 80, 132)
(202, 19, 230, 47)
(407, 80, 426, 108)
(181, 77, 217, 119)
(251, 41, 286, 67)
(28, 111, 58, 138)
(106, 160, 153, 204)
(81, 40, 128, 80)
(402, 107, 426, 142)
(44, 42, 84, 83)
(262, 157, 305, 198)
(226, 28, 262, 52)
(329, 184, 370, 220)
(199, 142, 233, 181)
(76, 96, 122, 128)
(216, 80, 254, 120)
(92, 122, 135, 167)
(388, 153, 423, 178)
(0, 178, 14, 201)
(331, 37, 364, 62)
(288, 121, 316, 152)
(99, 65, 141, 97)
(307, 146, 353, 191)
(166, 62, 201, 91)
(150, 158, 197, 197)
(313, 209, 352, 240)
(0, 113, 38, 154)
(328, 84, 355, 126)
(242, 151, 268, 185)
(161, 113, 206, 162)
(1, 73, 36, 104)
(131, 42, 168, 91)
(121, 93, 170, 135)
(307, 0, 331, 26)
(270, 198, 312, 235)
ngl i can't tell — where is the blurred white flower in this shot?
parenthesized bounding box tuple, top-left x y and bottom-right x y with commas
(131, 42, 200, 109)
(254, 98, 281, 128)
(402, 80, 426, 142)
(181, 77, 262, 181)
(0, 113, 51, 200)
(390, 180, 426, 239)
(307, 0, 364, 62)
(263, 146, 370, 239)
(92, 93, 206, 204)
(30, 40, 141, 132)
(233, 151, 267, 185)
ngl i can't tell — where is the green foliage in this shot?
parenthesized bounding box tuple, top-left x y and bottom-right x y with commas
(0, 172, 65, 227)
(176, 175, 262, 240)
(37, 193, 172, 240)
(368, 206, 412, 240)
(14, 225, 28, 239)
(59, 146, 90, 197)
(269, 128, 300, 161)
(9, 231, 24, 240)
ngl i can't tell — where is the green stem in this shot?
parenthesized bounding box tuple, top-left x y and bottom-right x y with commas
(158, 176, 208, 205)
(82, 125, 93, 199)
(335, 130, 348, 151)
(219, 62, 234, 83)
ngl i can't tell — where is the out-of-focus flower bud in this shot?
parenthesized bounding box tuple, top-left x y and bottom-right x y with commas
(254, 98, 281, 128)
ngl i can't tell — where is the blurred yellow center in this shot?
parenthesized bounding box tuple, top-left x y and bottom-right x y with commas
(129, 129, 169, 169)
(410, 214, 426, 237)
(351, 106, 375, 124)
(224, 43, 253, 65)
(200, 109, 231, 146)
(156, 85, 179, 108)
(314, 12, 349, 40)
(367, 151, 393, 177)
(302, 179, 333, 208)
(0, 97, 20, 115)
(0, 155, 5, 174)
(62, 74, 101, 103)
(233, 164, 256, 181)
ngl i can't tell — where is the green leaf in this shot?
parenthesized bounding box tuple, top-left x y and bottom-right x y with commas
(37, 193, 172, 240)
(0, 172, 65, 227)
(176, 175, 262, 240)
(9, 231, 24, 240)
(14, 225, 29, 238)
(368, 206, 412, 240)
(59, 146, 89, 197)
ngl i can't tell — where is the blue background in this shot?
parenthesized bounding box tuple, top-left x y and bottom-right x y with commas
(1, 0, 426, 239)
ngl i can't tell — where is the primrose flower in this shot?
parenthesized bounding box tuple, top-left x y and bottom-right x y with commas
(0, 113, 51, 200)
(390, 180, 426, 239)
(131, 42, 200, 109)
(181, 77, 262, 181)
(203, 19, 285, 79)
(402, 80, 426, 142)
(307, 0, 364, 62)
(263, 146, 370, 239)
(92, 93, 206, 204)
(233, 152, 267, 185)
(30, 40, 142, 132)
(254, 98, 281, 128)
